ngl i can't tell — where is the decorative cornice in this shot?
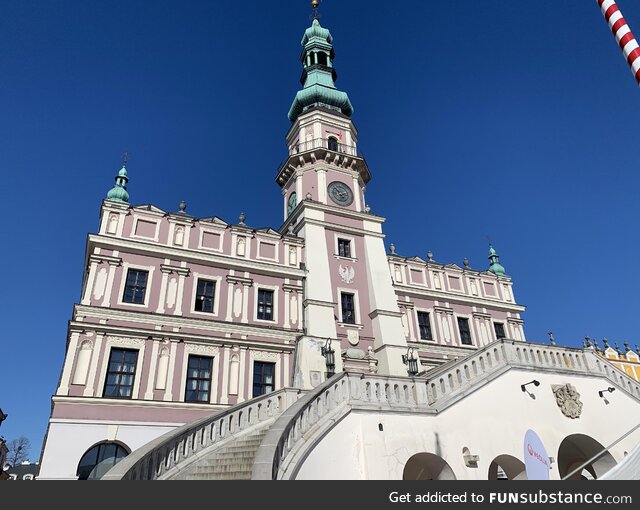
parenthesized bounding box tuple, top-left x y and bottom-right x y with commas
(88, 234, 306, 279)
(72, 304, 302, 343)
(395, 284, 526, 313)
(282, 284, 303, 293)
(303, 299, 337, 309)
(292, 217, 385, 240)
(250, 350, 281, 362)
(226, 275, 254, 286)
(472, 311, 492, 320)
(368, 309, 403, 320)
(433, 306, 454, 315)
(89, 254, 122, 267)
(108, 336, 146, 348)
(185, 343, 219, 356)
(160, 264, 190, 276)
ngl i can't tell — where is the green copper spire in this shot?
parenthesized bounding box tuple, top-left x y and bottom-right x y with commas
(488, 245, 506, 276)
(288, 18, 354, 122)
(106, 164, 130, 204)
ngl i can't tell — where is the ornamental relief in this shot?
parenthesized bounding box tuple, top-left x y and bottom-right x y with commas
(108, 336, 146, 348)
(552, 383, 583, 419)
(250, 350, 280, 362)
(93, 267, 108, 301)
(338, 264, 355, 284)
(185, 343, 219, 356)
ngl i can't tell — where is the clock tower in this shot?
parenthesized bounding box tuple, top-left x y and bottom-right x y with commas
(278, 14, 414, 388)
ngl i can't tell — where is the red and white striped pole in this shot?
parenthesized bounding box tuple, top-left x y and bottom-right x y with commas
(597, 0, 640, 86)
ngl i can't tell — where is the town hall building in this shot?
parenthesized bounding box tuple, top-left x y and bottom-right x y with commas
(38, 7, 640, 481)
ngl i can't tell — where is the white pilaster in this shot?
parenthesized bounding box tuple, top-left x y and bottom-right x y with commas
(82, 261, 99, 305)
(156, 262, 171, 314)
(220, 346, 230, 405)
(238, 347, 247, 403)
(317, 169, 327, 204)
(174, 274, 186, 316)
(225, 282, 234, 321)
(352, 176, 361, 211)
(83, 333, 105, 397)
(241, 283, 249, 324)
(164, 341, 178, 401)
(57, 332, 80, 396)
(101, 260, 119, 307)
(144, 340, 160, 400)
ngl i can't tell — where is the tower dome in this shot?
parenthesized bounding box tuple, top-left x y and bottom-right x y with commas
(288, 19, 353, 122)
(106, 165, 130, 204)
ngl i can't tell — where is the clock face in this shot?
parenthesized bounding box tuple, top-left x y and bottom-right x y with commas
(327, 181, 354, 207)
(287, 192, 297, 215)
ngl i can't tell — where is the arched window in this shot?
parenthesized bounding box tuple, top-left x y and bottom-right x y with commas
(328, 137, 338, 152)
(317, 52, 328, 66)
(77, 442, 129, 480)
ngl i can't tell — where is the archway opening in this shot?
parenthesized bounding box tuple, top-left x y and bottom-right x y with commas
(403, 453, 456, 480)
(488, 454, 527, 480)
(77, 441, 130, 480)
(557, 434, 617, 480)
(328, 136, 339, 152)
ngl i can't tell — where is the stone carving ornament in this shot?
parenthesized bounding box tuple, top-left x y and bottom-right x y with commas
(552, 383, 583, 419)
(338, 264, 355, 284)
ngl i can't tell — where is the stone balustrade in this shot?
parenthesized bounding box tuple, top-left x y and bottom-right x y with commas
(103, 340, 640, 480)
(101, 388, 302, 480)
(255, 340, 640, 479)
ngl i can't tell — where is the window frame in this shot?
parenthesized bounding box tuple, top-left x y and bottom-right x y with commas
(122, 268, 149, 305)
(194, 278, 216, 314)
(184, 355, 213, 403)
(255, 287, 276, 322)
(337, 238, 352, 258)
(252, 361, 275, 397)
(334, 233, 357, 259)
(340, 292, 356, 325)
(103, 348, 139, 399)
(457, 317, 473, 346)
(417, 311, 434, 341)
(117, 263, 155, 308)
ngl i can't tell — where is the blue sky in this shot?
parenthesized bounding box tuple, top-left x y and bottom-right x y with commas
(1, 0, 639, 460)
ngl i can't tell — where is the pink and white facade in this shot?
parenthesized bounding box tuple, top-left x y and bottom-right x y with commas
(39, 17, 525, 480)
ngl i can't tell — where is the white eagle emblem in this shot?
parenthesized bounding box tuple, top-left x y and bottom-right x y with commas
(338, 265, 355, 284)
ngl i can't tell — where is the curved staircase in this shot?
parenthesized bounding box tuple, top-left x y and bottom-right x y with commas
(101, 340, 640, 480)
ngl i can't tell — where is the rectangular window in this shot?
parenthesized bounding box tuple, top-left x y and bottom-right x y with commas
(341, 292, 356, 324)
(417, 311, 433, 341)
(257, 289, 274, 321)
(337, 238, 352, 258)
(253, 361, 275, 397)
(103, 348, 138, 399)
(458, 317, 472, 345)
(185, 355, 213, 403)
(494, 322, 506, 340)
(123, 269, 148, 304)
(195, 279, 216, 313)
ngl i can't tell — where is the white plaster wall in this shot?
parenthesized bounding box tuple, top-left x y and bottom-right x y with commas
(38, 421, 177, 480)
(295, 369, 640, 480)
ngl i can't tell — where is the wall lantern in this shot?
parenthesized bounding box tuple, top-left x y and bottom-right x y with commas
(402, 348, 419, 376)
(520, 380, 540, 392)
(598, 387, 616, 398)
(321, 339, 335, 377)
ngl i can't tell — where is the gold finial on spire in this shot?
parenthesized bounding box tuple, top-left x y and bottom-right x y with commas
(311, 0, 320, 20)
